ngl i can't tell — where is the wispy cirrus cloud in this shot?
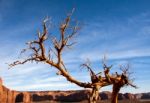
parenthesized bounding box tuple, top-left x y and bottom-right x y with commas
(79, 49, 150, 62)
(10, 82, 82, 91)
(0, 0, 150, 93)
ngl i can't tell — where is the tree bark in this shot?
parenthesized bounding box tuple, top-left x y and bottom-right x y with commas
(111, 84, 120, 103)
(89, 85, 100, 103)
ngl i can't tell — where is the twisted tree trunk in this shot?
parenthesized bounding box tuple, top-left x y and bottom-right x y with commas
(9, 11, 137, 103)
(89, 85, 101, 103)
(111, 84, 120, 103)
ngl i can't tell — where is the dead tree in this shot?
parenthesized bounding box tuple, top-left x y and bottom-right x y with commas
(9, 10, 136, 103)
(81, 62, 103, 103)
(9, 10, 112, 103)
(103, 64, 137, 103)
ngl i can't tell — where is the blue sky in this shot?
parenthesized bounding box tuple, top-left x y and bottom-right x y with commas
(0, 0, 150, 93)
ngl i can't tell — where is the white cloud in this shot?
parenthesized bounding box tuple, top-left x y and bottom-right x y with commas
(9, 81, 83, 91)
(79, 48, 150, 62)
(0, 11, 150, 93)
(10, 82, 74, 91)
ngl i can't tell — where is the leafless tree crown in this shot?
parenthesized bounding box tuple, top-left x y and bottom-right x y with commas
(9, 10, 137, 103)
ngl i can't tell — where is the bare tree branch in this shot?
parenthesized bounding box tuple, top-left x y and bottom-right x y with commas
(9, 10, 137, 103)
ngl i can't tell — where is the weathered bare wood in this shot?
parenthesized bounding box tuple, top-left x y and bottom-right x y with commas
(9, 10, 136, 103)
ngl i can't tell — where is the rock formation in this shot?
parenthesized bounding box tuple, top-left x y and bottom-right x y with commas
(0, 77, 150, 103)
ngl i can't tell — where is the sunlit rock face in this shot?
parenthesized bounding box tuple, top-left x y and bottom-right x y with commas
(0, 78, 16, 103)
(29, 90, 90, 102)
(0, 78, 90, 103)
(0, 78, 3, 103)
(0, 77, 150, 103)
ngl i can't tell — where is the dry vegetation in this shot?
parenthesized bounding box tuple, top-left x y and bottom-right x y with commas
(10, 9, 137, 103)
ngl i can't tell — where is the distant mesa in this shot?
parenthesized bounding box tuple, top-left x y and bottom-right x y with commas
(0, 77, 150, 103)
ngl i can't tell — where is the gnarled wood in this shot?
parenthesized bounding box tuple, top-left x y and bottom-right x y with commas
(111, 84, 120, 103)
(89, 85, 101, 103)
(9, 10, 136, 103)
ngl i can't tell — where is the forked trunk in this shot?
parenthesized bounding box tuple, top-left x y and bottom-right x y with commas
(111, 85, 120, 103)
(89, 85, 101, 103)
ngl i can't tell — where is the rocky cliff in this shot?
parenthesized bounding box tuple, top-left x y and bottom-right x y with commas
(0, 78, 150, 103)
